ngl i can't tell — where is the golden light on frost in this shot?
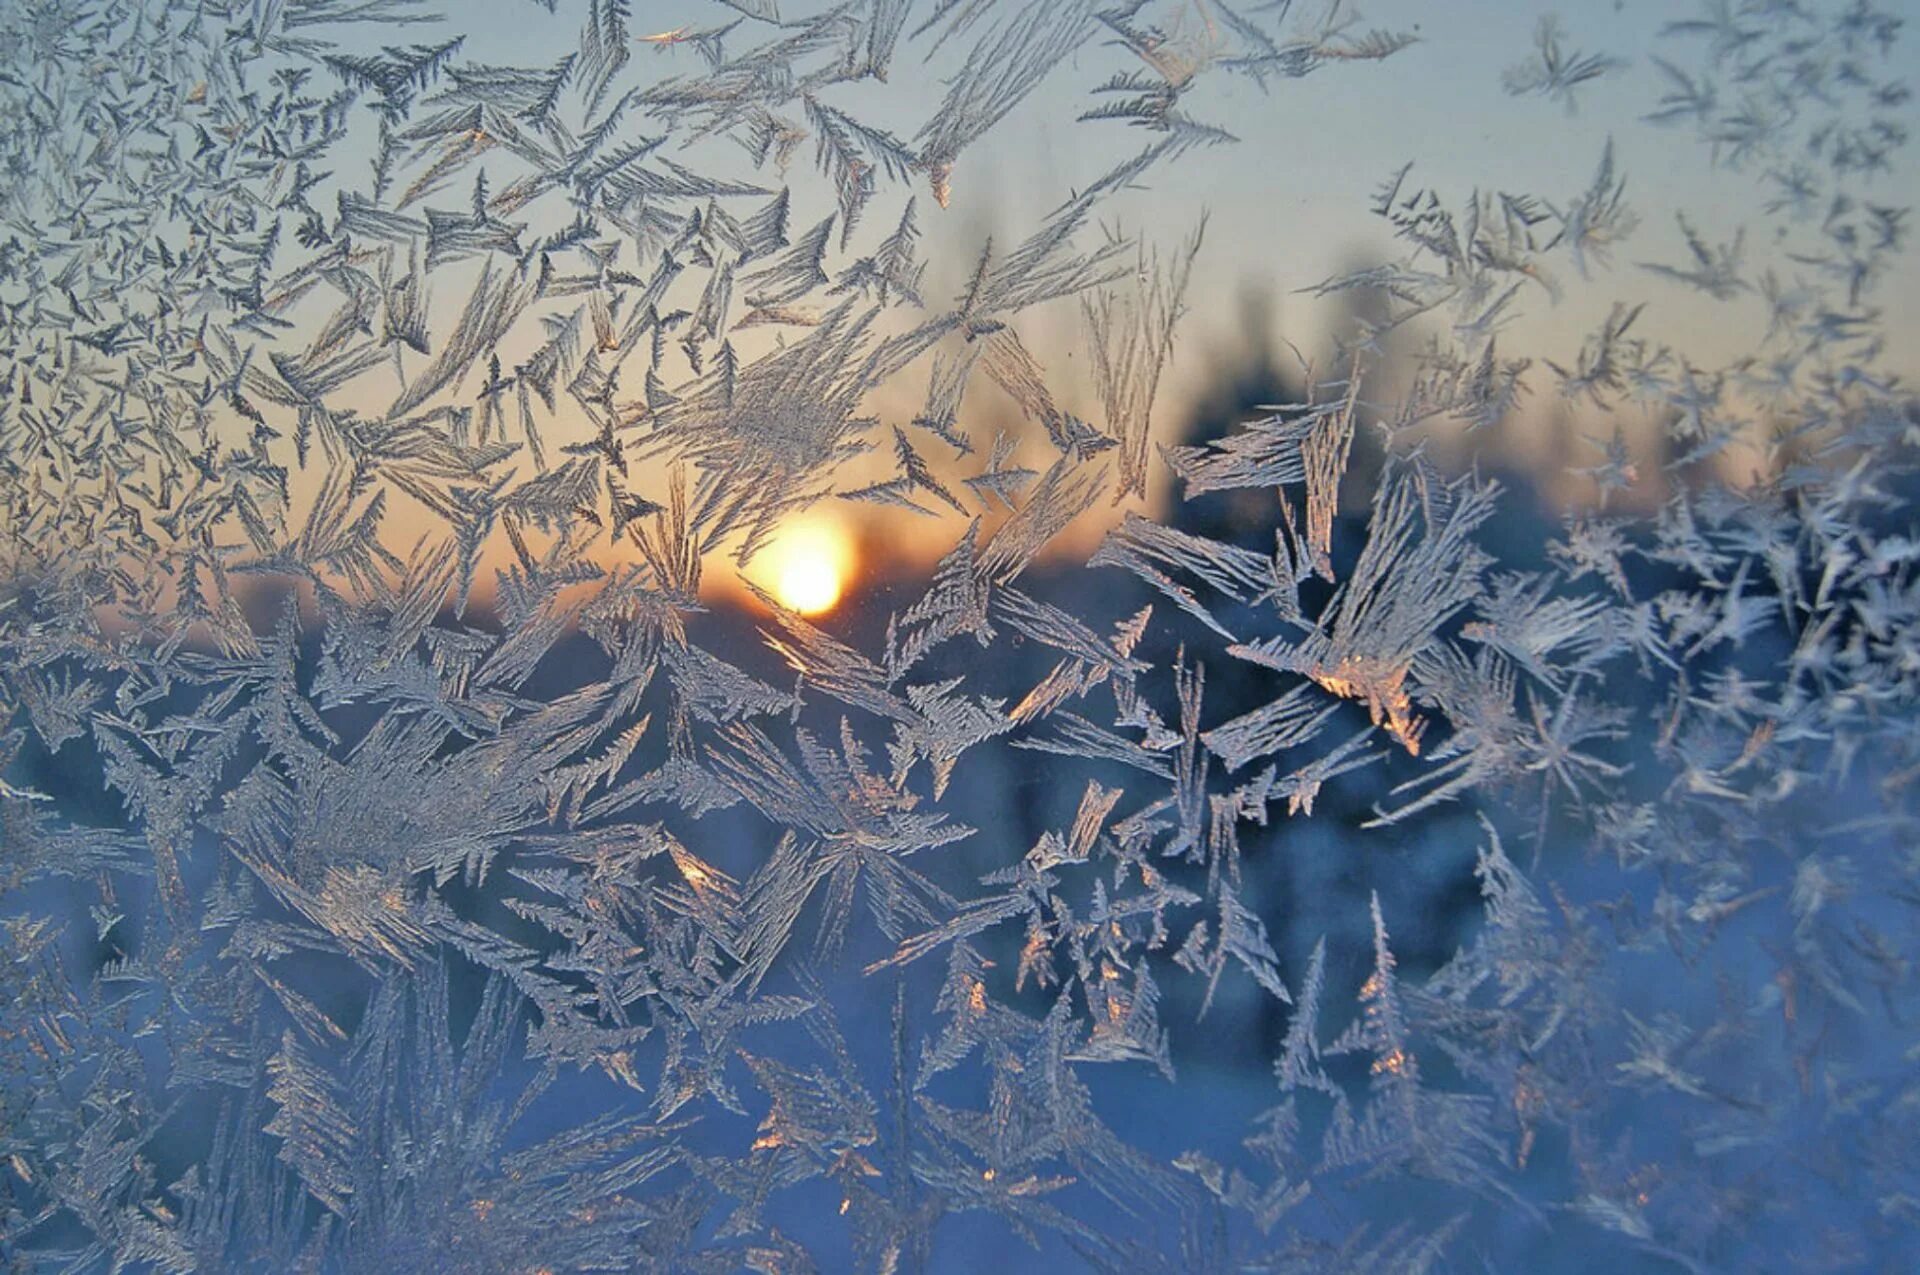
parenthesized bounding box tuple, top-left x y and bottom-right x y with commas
(751, 518, 856, 615)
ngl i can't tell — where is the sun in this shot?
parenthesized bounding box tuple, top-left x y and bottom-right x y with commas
(776, 553, 841, 614)
(752, 518, 855, 615)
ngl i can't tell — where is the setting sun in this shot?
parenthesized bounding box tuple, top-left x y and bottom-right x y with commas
(750, 518, 856, 615)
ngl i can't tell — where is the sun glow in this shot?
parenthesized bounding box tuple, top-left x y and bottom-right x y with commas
(752, 518, 856, 615)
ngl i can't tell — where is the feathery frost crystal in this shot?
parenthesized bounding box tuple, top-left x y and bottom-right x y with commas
(1, 0, 1918, 1271)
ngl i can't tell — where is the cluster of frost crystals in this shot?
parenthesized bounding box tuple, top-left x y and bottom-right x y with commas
(0, 0, 1917, 1271)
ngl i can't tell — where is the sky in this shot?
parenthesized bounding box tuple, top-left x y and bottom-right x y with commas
(938, 0, 1920, 402)
(404, 0, 1916, 360)
(196, 0, 1920, 603)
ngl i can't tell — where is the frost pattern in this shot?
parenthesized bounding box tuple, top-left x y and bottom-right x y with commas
(0, 1, 1917, 1272)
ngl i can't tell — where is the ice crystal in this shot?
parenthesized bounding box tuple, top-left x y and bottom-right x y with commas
(1, 0, 1918, 1271)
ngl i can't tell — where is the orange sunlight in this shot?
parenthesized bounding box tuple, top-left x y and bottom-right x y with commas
(749, 517, 857, 615)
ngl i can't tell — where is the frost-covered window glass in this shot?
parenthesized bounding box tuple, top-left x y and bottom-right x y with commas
(2, 1, 1918, 1270)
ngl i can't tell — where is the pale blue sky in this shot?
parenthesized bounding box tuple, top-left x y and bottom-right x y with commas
(355, 0, 1920, 394)
(290, 0, 1920, 557)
